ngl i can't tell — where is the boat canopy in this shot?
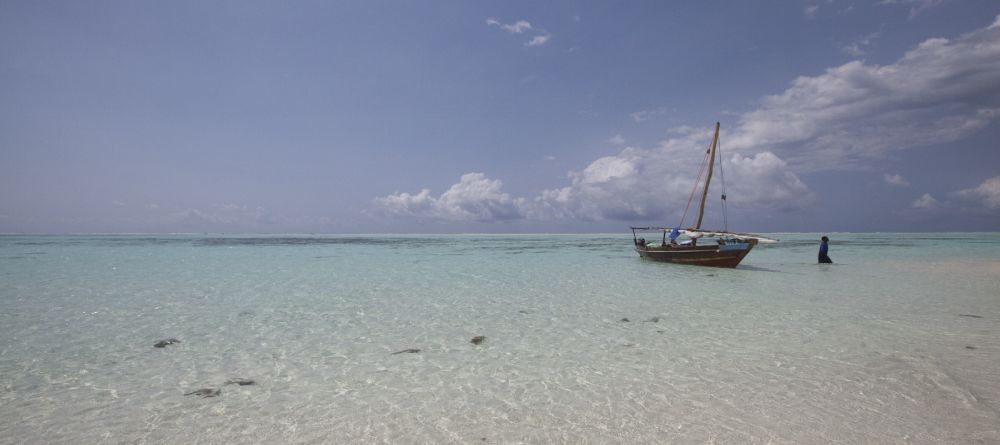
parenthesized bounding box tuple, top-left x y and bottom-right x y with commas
(630, 227, 779, 244)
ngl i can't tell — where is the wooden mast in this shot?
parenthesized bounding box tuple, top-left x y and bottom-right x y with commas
(694, 122, 720, 230)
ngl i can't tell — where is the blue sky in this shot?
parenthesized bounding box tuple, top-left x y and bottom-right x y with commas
(2, 0, 999, 233)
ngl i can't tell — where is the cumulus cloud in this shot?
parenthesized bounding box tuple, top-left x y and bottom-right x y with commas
(912, 193, 940, 209)
(950, 176, 1000, 210)
(727, 16, 1000, 171)
(486, 18, 532, 34)
(878, 0, 944, 18)
(608, 134, 626, 145)
(374, 129, 814, 225)
(804, 5, 820, 19)
(486, 17, 550, 47)
(379, 17, 999, 227)
(898, 177, 1000, 216)
(884, 173, 911, 187)
(529, 135, 813, 223)
(170, 204, 277, 228)
(526, 34, 551, 47)
(630, 108, 667, 122)
(374, 173, 529, 222)
(842, 31, 880, 57)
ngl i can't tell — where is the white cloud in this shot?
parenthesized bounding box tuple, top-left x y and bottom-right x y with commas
(526, 34, 551, 47)
(804, 5, 820, 19)
(842, 31, 880, 57)
(878, 0, 944, 18)
(727, 16, 1000, 171)
(608, 134, 626, 145)
(630, 108, 666, 122)
(486, 18, 533, 34)
(171, 204, 275, 227)
(724, 152, 814, 211)
(951, 176, 1000, 210)
(374, 173, 529, 222)
(374, 128, 814, 225)
(531, 128, 814, 222)
(884, 173, 911, 187)
(912, 193, 940, 209)
(379, 16, 1000, 227)
(161, 204, 335, 232)
(486, 17, 550, 47)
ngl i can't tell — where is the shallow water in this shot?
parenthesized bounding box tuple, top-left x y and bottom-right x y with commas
(1, 233, 998, 444)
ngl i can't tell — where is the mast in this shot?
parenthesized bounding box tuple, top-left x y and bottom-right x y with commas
(694, 122, 720, 230)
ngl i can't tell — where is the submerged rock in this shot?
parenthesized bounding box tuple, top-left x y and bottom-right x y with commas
(966, 345, 978, 350)
(391, 348, 421, 355)
(470, 336, 486, 345)
(153, 339, 181, 348)
(620, 318, 630, 322)
(184, 388, 221, 398)
(225, 378, 255, 386)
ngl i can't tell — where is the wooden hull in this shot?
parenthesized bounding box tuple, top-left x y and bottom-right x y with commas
(635, 240, 756, 268)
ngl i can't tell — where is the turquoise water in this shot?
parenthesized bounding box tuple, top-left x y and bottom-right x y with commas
(1, 233, 998, 444)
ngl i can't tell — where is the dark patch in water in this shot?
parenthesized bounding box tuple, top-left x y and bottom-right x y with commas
(391, 348, 421, 355)
(644, 316, 660, 323)
(958, 314, 984, 319)
(195, 237, 452, 247)
(185, 388, 221, 398)
(966, 346, 977, 350)
(470, 336, 486, 345)
(5, 239, 78, 246)
(225, 378, 255, 386)
(620, 318, 630, 322)
(154, 339, 181, 348)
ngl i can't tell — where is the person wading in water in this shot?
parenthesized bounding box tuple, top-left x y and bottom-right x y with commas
(818, 236, 833, 264)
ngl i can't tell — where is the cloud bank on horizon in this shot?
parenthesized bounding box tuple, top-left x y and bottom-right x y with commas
(375, 14, 1000, 228)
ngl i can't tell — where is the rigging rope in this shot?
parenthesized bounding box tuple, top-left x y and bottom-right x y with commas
(678, 141, 712, 229)
(717, 130, 729, 232)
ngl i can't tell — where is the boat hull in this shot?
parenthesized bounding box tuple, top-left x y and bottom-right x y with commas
(634, 240, 756, 268)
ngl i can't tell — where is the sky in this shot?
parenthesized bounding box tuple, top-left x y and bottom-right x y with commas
(1, 0, 999, 233)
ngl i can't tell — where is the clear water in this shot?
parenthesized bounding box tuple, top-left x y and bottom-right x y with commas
(1, 233, 998, 444)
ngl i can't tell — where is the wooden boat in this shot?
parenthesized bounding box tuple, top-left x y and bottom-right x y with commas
(631, 122, 776, 268)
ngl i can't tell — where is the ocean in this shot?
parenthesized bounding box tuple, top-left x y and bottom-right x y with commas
(1, 233, 998, 444)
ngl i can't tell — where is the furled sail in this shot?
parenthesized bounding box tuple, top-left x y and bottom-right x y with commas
(680, 229, 779, 243)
